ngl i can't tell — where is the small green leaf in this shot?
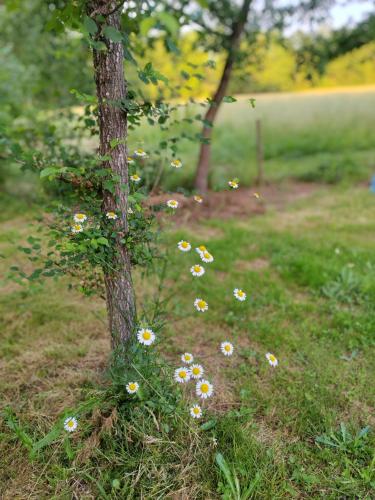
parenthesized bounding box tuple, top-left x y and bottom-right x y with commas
(200, 419, 216, 431)
(83, 15, 98, 35)
(97, 237, 109, 246)
(103, 25, 123, 42)
(223, 96, 237, 103)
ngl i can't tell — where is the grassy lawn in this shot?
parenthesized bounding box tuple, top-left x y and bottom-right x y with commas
(1, 184, 374, 498)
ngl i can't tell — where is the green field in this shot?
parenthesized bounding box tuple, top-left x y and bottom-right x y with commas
(1, 88, 375, 498)
(129, 87, 375, 190)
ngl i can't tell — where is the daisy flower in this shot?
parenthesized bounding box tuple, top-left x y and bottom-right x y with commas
(134, 148, 147, 158)
(71, 224, 83, 234)
(190, 404, 202, 419)
(228, 180, 239, 189)
(64, 416, 78, 432)
(106, 211, 118, 220)
(128, 207, 134, 214)
(196, 379, 213, 399)
(181, 352, 194, 364)
(195, 245, 207, 255)
(73, 213, 87, 223)
(253, 192, 260, 199)
(200, 251, 214, 263)
(137, 328, 156, 346)
(266, 352, 278, 367)
(221, 341, 234, 356)
(194, 195, 203, 203)
(194, 298, 208, 312)
(190, 364, 204, 379)
(170, 159, 182, 169)
(174, 367, 191, 383)
(127, 156, 135, 164)
(130, 174, 141, 183)
(167, 199, 179, 209)
(178, 240, 191, 252)
(126, 381, 139, 394)
(190, 264, 205, 277)
(233, 288, 246, 301)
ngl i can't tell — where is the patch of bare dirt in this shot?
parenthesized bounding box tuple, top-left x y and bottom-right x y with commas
(149, 181, 318, 224)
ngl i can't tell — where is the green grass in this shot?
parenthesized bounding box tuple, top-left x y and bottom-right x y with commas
(129, 88, 375, 190)
(1, 185, 375, 498)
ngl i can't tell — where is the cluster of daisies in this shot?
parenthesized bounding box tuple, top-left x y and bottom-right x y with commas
(177, 240, 247, 313)
(63, 154, 278, 431)
(173, 236, 279, 419)
(70, 210, 119, 234)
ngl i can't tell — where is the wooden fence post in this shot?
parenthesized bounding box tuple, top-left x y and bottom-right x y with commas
(255, 118, 264, 186)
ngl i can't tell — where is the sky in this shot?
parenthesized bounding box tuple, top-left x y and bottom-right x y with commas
(330, 0, 373, 28)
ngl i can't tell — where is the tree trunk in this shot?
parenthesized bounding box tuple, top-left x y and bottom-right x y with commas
(90, 1, 136, 349)
(194, 0, 252, 192)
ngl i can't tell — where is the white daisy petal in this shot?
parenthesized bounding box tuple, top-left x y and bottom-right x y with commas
(196, 379, 213, 399)
(170, 159, 182, 169)
(190, 404, 202, 419)
(174, 367, 191, 383)
(194, 298, 208, 312)
(126, 381, 139, 394)
(266, 352, 278, 367)
(190, 264, 205, 277)
(178, 240, 191, 252)
(181, 352, 194, 364)
(64, 416, 78, 432)
(137, 328, 156, 346)
(200, 251, 214, 263)
(134, 148, 147, 158)
(221, 341, 234, 356)
(71, 224, 83, 234)
(233, 288, 246, 301)
(190, 364, 204, 379)
(73, 213, 87, 223)
(167, 199, 179, 209)
(195, 245, 207, 255)
(228, 180, 239, 189)
(130, 174, 141, 183)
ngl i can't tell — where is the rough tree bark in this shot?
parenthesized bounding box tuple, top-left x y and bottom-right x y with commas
(89, 1, 136, 349)
(194, 0, 252, 192)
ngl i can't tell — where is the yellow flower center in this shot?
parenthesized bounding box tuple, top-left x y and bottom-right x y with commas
(108, 212, 115, 217)
(269, 354, 276, 363)
(192, 367, 200, 375)
(203, 252, 211, 259)
(179, 370, 187, 378)
(193, 407, 200, 414)
(198, 300, 206, 309)
(238, 290, 244, 296)
(76, 214, 84, 219)
(143, 331, 151, 340)
(73, 225, 81, 230)
(194, 266, 201, 272)
(198, 245, 206, 252)
(201, 383, 209, 393)
(129, 383, 136, 390)
(182, 242, 188, 248)
(137, 149, 144, 154)
(224, 345, 231, 351)
(67, 421, 74, 427)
